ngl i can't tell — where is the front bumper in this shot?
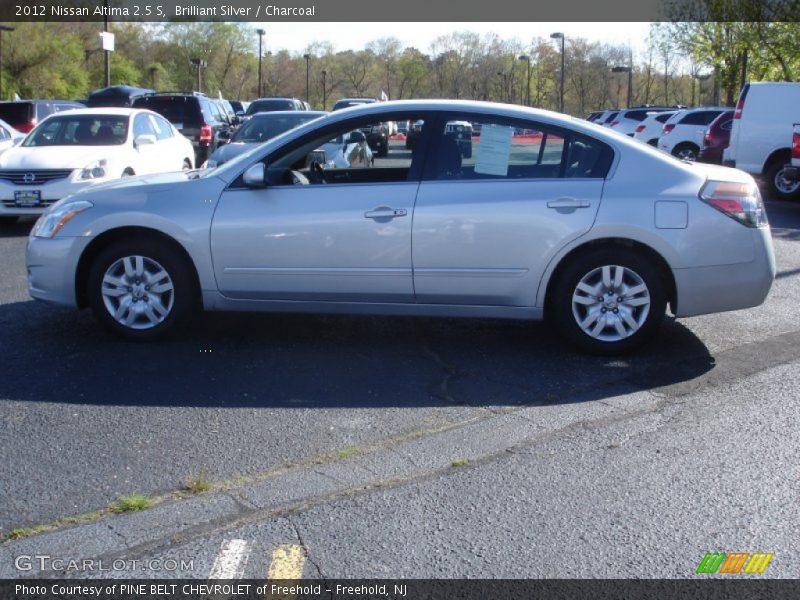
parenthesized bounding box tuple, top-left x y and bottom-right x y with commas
(26, 235, 92, 307)
(673, 226, 776, 318)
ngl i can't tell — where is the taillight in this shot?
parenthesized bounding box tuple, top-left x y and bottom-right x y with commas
(199, 124, 213, 143)
(663, 123, 675, 134)
(792, 129, 800, 160)
(610, 120, 619, 127)
(734, 98, 744, 119)
(634, 125, 646, 133)
(17, 120, 36, 133)
(700, 180, 767, 228)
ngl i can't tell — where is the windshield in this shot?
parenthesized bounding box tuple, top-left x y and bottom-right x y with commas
(22, 115, 129, 147)
(233, 114, 318, 143)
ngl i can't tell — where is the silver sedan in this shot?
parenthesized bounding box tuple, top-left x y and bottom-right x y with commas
(26, 100, 775, 354)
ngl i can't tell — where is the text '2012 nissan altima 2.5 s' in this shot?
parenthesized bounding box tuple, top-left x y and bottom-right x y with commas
(26, 100, 776, 355)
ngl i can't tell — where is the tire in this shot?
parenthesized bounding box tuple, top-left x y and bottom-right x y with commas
(182, 159, 193, 171)
(550, 249, 667, 355)
(764, 161, 800, 200)
(672, 143, 699, 162)
(87, 238, 196, 340)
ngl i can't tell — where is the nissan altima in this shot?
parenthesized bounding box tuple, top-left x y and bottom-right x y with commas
(25, 100, 775, 354)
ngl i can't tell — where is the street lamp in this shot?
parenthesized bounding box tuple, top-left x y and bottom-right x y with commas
(303, 53, 310, 104)
(518, 54, 531, 107)
(0, 25, 14, 101)
(256, 28, 265, 98)
(321, 69, 327, 111)
(550, 32, 565, 113)
(190, 58, 207, 93)
(611, 66, 633, 108)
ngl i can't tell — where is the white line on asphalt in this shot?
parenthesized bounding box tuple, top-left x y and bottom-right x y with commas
(208, 538, 251, 579)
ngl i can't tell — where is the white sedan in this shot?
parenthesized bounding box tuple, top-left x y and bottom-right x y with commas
(0, 108, 194, 223)
(0, 117, 24, 157)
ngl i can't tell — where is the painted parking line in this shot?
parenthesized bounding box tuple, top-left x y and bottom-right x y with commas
(267, 544, 307, 579)
(208, 538, 251, 579)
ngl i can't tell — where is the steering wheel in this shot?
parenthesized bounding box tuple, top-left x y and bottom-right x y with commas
(307, 160, 326, 184)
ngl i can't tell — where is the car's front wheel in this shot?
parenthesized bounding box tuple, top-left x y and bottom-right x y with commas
(550, 250, 667, 355)
(87, 239, 196, 340)
(672, 143, 698, 161)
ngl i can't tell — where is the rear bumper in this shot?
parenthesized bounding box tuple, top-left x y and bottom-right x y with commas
(673, 227, 775, 317)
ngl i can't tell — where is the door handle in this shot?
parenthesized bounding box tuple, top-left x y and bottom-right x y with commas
(547, 197, 591, 209)
(364, 207, 407, 219)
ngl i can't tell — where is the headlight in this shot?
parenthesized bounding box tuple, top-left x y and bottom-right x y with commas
(31, 200, 94, 238)
(79, 159, 108, 180)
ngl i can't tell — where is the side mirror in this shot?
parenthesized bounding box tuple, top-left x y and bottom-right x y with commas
(243, 163, 266, 188)
(134, 134, 156, 147)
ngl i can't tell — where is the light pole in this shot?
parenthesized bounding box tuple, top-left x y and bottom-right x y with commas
(103, 0, 110, 87)
(321, 69, 327, 110)
(190, 58, 207, 93)
(611, 66, 632, 108)
(256, 28, 265, 98)
(518, 54, 531, 107)
(0, 25, 14, 101)
(550, 32, 565, 113)
(303, 53, 310, 104)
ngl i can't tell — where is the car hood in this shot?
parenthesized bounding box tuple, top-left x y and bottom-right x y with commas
(0, 146, 121, 169)
(208, 142, 259, 165)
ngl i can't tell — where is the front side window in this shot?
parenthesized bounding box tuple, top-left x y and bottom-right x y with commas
(261, 115, 427, 186)
(151, 115, 174, 140)
(427, 115, 611, 180)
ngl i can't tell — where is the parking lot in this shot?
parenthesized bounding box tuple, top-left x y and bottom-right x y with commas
(1, 193, 799, 577)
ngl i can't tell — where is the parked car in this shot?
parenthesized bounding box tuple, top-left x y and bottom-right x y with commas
(697, 110, 734, 165)
(597, 109, 620, 127)
(132, 92, 230, 165)
(632, 111, 678, 146)
(608, 107, 674, 137)
(0, 118, 24, 156)
(229, 100, 250, 118)
(723, 82, 800, 199)
(25, 100, 775, 354)
(658, 107, 729, 161)
(86, 85, 155, 108)
(0, 99, 85, 133)
(245, 97, 307, 117)
(204, 110, 327, 168)
(0, 108, 194, 223)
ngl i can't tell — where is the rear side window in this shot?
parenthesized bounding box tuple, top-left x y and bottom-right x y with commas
(603, 112, 619, 124)
(680, 111, 722, 126)
(655, 113, 673, 123)
(428, 116, 612, 181)
(624, 110, 651, 121)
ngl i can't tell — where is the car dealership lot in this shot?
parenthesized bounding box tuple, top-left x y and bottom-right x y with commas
(1, 196, 799, 577)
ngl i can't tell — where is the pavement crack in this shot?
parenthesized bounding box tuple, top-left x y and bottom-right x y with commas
(285, 515, 326, 581)
(420, 341, 465, 406)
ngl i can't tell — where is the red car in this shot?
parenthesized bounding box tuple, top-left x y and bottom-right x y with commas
(697, 110, 734, 164)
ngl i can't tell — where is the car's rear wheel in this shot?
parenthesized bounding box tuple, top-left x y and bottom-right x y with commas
(550, 249, 666, 355)
(764, 161, 800, 200)
(87, 239, 196, 340)
(672, 143, 698, 161)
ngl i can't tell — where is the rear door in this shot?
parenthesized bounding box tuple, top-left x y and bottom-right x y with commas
(412, 112, 612, 307)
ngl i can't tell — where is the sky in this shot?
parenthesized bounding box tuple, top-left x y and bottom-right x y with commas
(256, 22, 654, 56)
